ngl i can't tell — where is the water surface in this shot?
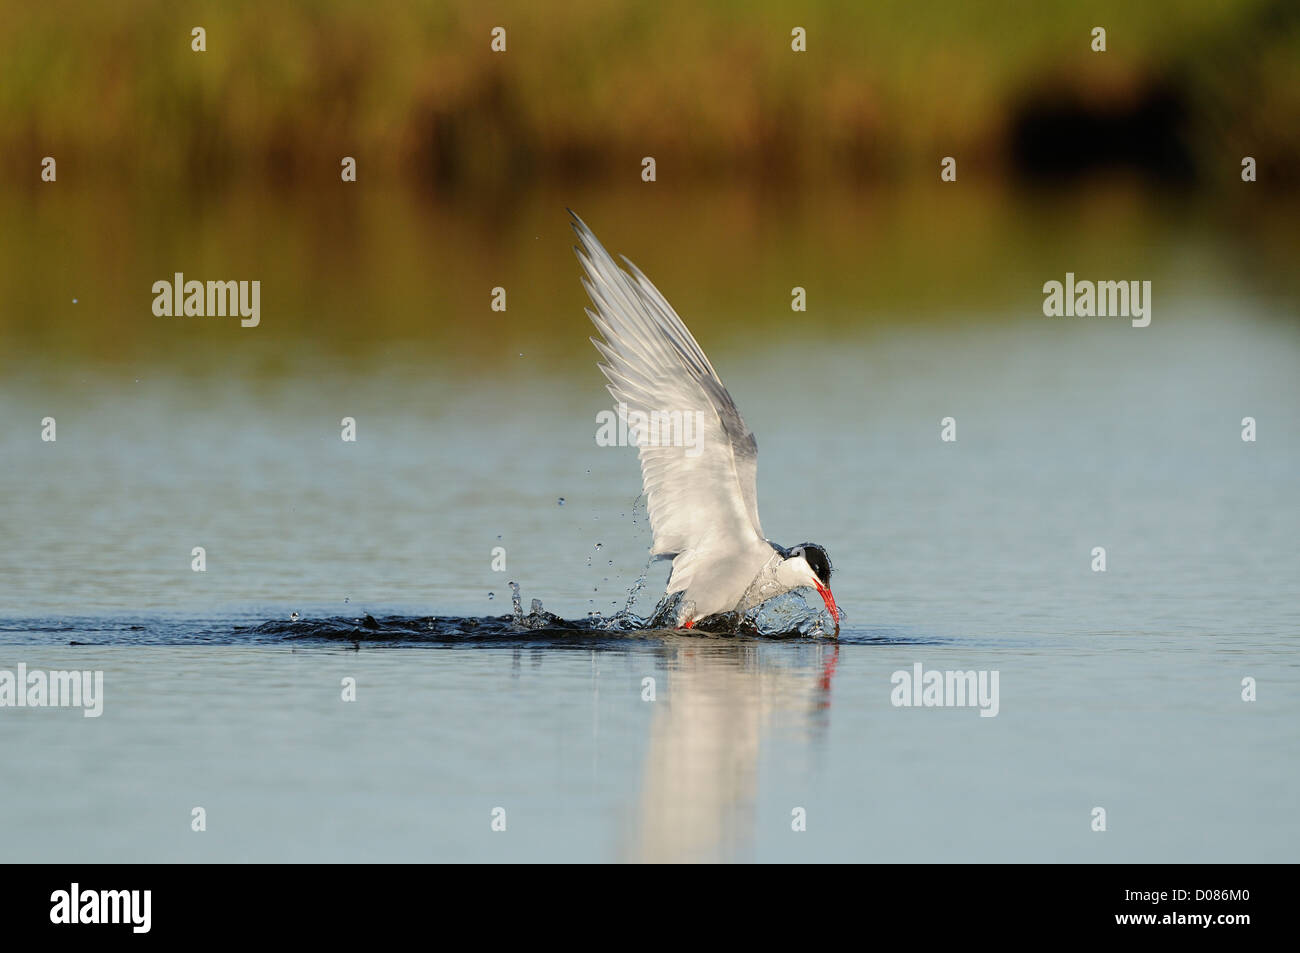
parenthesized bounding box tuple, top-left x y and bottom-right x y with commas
(2, 185, 1296, 862)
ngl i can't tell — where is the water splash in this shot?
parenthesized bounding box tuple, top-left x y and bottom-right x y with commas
(630, 587, 839, 638)
(743, 589, 844, 638)
(617, 554, 655, 619)
(252, 495, 838, 643)
(246, 572, 844, 643)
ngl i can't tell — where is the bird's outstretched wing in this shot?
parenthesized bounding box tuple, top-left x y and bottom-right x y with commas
(571, 210, 764, 592)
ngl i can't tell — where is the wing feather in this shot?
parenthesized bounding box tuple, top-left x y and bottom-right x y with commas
(570, 210, 765, 580)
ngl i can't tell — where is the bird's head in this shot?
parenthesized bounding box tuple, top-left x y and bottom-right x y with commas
(776, 543, 840, 627)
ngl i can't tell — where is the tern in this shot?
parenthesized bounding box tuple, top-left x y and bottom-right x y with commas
(571, 211, 841, 633)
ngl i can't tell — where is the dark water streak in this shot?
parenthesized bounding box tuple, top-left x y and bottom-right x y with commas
(0, 613, 939, 649)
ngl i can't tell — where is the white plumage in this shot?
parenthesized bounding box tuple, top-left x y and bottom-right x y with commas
(571, 210, 839, 630)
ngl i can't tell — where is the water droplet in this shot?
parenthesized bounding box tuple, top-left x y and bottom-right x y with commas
(488, 592, 495, 600)
(607, 560, 613, 566)
(344, 596, 350, 604)
(72, 298, 78, 304)
(557, 497, 565, 506)
(594, 542, 603, 550)
(289, 611, 300, 621)
(509, 582, 524, 623)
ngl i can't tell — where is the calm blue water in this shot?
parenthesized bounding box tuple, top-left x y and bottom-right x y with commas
(2, 230, 1297, 860)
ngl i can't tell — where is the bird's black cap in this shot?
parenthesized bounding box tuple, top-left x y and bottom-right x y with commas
(790, 542, 833, 588)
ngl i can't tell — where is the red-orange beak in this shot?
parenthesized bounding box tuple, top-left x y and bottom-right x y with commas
(814, 580, 841, 630)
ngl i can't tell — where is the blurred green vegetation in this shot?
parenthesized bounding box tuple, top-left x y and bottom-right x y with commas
(1, 0, 1297, 189)
(2, 1, 1297, 370)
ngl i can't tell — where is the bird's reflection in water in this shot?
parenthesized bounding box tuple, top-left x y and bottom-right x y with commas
(626, 639, 839, 863)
